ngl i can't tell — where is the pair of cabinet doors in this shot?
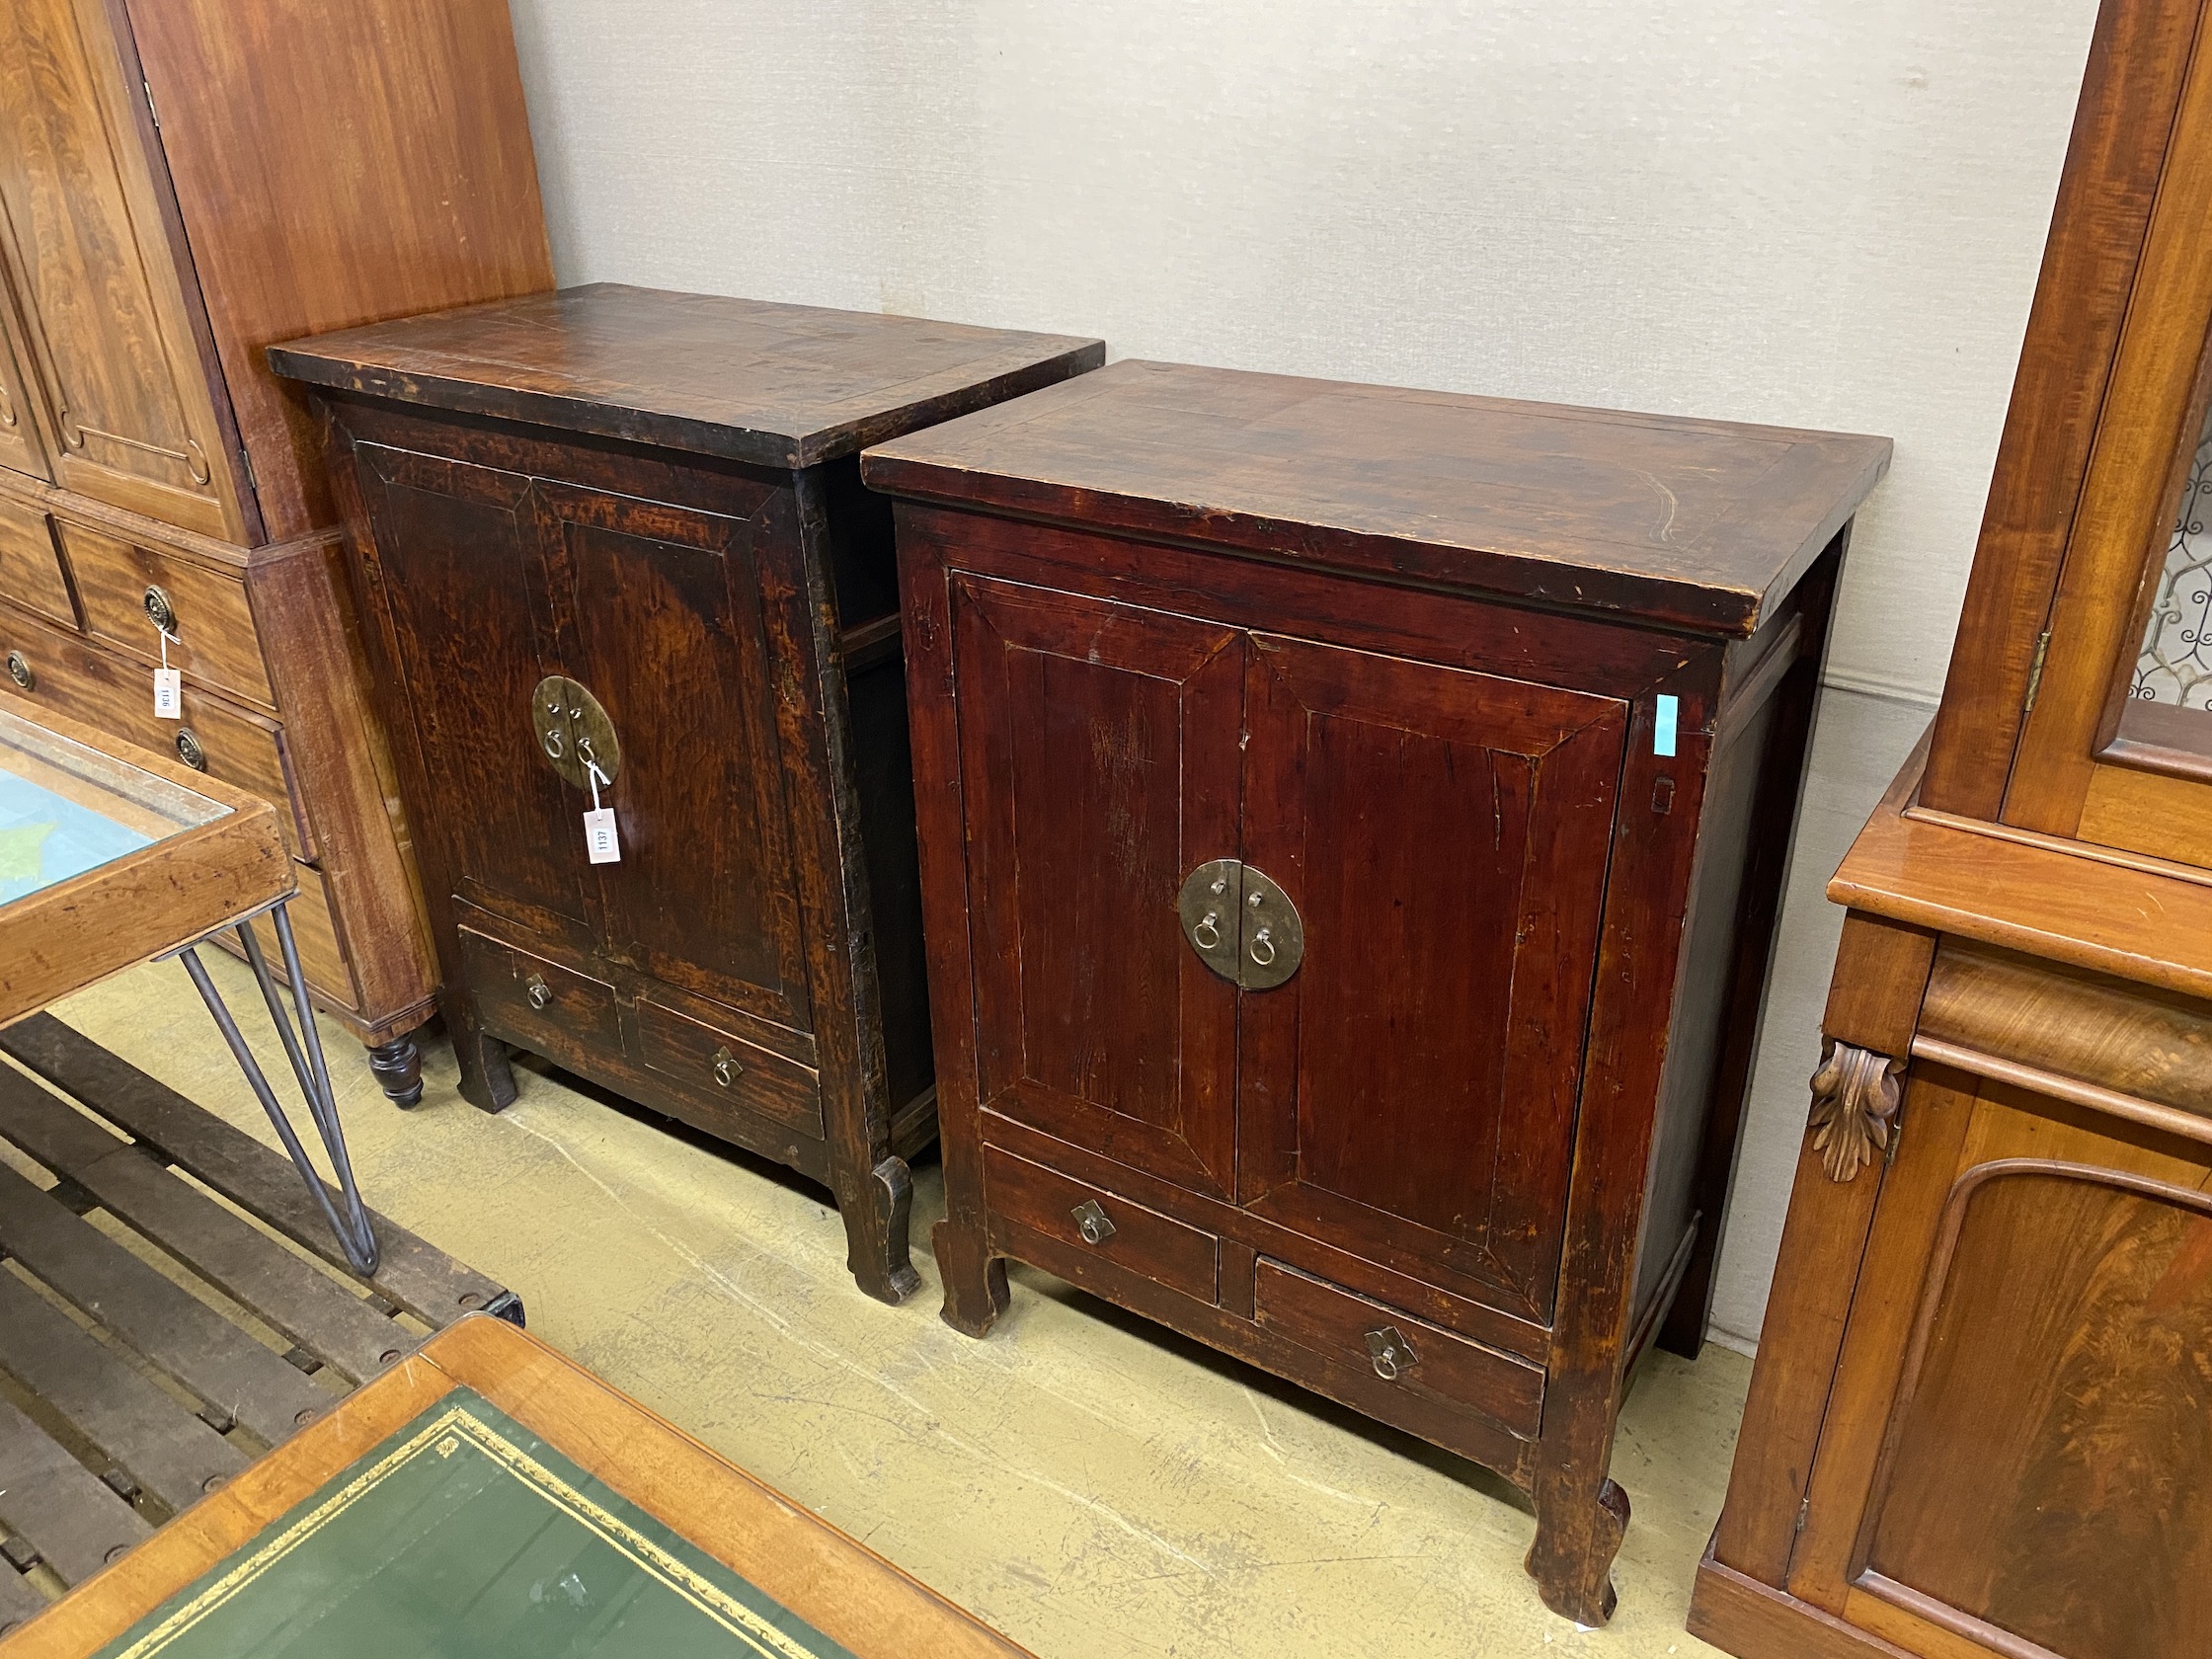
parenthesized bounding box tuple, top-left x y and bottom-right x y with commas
(947, 573, 1631, 1327)
(352, 442, 811, 1036)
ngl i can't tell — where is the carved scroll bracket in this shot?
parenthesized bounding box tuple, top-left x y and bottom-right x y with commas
(1808, 1040, 1904, 1182)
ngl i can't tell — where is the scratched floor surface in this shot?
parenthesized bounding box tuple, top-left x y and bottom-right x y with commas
(48, 953, 1743, 1659)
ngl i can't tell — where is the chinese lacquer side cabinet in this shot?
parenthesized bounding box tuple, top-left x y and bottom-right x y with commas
(273, 286, 1101, 1303)
(1693, 1, 2212, 1655)
(865, 361, 1889, 1622)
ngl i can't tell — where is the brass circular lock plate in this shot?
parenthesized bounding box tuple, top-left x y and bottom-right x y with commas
(529, 674, 620, 790)
(5, 650, 31, 691)
(1177, 858, 1243, 984)
(1177, 858, 1304, 988)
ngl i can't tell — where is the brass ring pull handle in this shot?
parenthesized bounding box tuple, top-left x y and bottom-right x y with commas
(712, 1046, 741, 1087)
(529, 674, 621, 790)
(1178, 860, 1304, 989)
(5, 651, 31, 691)
(174, 728, 206, 771)
(1070, 1199, 1116, 1245)
(143, 586, 178, 635)
(1365, 1326, 1416, 1382)
(525, 974, 552, 1010)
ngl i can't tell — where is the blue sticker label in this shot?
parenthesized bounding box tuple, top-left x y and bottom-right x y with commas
(1654, 694, 1679, 758)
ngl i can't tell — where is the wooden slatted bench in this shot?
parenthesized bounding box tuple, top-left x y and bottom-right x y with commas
(0, 1015, 517, 1632)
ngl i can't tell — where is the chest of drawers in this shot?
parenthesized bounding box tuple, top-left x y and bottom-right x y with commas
(274, 285, 1100, 1302)
(863, 359, 1889, 1620)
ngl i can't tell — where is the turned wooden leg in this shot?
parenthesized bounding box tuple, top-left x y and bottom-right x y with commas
(842, 1154, 922, 1305)
(365, 1035, 424, 1108)
(933, 1215, 1008, 1337)
(1526, 1472, 1630, 1626)
(442, 993, 515, 1114)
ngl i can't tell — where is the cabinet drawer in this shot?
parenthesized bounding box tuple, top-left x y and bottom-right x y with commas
(0, 497, 74, 626)
(635, 996, 824, 1140)
(458, 927, 622, 1074)
(0, 604, 310, 860)
(59, 523, 274, 708)
(984, 1145, 1219, 1304)
(1255, 1259, 1544, 1441)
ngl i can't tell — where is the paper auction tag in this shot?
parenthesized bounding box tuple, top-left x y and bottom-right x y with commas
(154, 668, 182, 719)
(584, 807, 619, 863)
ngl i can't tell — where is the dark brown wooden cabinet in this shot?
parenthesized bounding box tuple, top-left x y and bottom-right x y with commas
(865, 360, 1890, 1622)
(273, 285, 1101, 1302)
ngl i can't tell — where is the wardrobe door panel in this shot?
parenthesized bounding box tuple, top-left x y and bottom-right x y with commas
(948, 573, 1244, 1198)
(1237, 635, 1627, 1320)
(0, 0, 238, 534)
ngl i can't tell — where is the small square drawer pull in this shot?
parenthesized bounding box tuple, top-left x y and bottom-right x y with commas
(1366, 1325, 1417, 1381)
(1070, 1199, 1116, 1245)
(712, 1046, 742, 1087)
(525, 973, 552, 1010)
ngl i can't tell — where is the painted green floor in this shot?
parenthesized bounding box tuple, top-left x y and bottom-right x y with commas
(47, 951, 1740, 1657)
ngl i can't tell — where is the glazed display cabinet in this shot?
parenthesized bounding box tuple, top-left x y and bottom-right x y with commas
(0, 0, 551, 1100)
(1694, 1, 2212, 1655)
(866, 359, 1889, 1622)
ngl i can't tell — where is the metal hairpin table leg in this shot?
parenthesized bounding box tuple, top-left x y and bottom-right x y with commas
(164, 897, 379, 1275)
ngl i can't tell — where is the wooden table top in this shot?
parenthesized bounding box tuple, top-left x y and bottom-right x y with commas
(0, 702, 287, 1026)
(861, 357, 1893, 635)
(0, 1315, 1033, 1659)
(268, 284, 1105, 471)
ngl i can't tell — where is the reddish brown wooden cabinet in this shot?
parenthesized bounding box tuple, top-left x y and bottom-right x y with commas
(273, 285, 1101, 1303)
(865, 360, 1889, 1622)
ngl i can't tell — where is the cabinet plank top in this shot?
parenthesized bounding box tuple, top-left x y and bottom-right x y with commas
(861, 358, 1891, 635)
(268, 284, 1105, 471)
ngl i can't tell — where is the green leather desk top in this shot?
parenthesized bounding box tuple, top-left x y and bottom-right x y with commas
(89, 1389, 854, 1659)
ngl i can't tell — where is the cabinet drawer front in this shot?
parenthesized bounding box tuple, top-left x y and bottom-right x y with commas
(0, 604, 309, 859)
(1255, 1258, 1544, 1441)
(0, 496, 74, 625)
(635, 996, 824, 1140)
(60, 524, 273, 708)
(459, 926, 622, 1073)
(984, 1145, 1219, 1304)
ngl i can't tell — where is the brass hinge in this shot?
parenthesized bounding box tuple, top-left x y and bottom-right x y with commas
(2022, 630, 2052, 713)
(143, 79, 158, 127)
(1796, 1496, 1811, 1535)
(239, 447, 257, 493)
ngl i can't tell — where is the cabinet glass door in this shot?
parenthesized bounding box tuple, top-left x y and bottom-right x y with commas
(2003, 51, 2212, 868)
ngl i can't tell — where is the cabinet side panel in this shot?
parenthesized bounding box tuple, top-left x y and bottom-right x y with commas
(848, 650, 933, 1117)
(125, 0, 554, 540)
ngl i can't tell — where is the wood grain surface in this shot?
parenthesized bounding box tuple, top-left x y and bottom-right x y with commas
(272, 285, 1105, 470)
(863, 357, 1890, 635)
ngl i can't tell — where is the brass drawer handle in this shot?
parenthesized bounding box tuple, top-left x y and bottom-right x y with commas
(712, 1046, 742, 1087)
(1365, 1325, 1416, 1382)
(525, 974, 552, 1010)
(173, 727, 206, 771)
(143, 585, 178, 635)
(5, 650, 31, 691)
(1070, 1199, 1116, 1245)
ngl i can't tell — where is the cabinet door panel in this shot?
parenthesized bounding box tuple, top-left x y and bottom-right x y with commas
(0, 0, 236, 534)
(1238, 635, 1625, 1320)
(1851, 1161, 2212, 1659)
(0, 280, 50, 481)
(355, 444, 589, 932)
(950, 574, 1242, 1197)
(542, 481, 811, 1033)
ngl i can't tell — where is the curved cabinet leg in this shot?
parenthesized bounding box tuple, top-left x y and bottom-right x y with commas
(844, 1154, 922, 1305)
(1526, 1473, 1630, 1626)
(933, 1215, 1009, 1337)
(365, 1035, 424, 1108)
(442, 993, 515, 1114)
